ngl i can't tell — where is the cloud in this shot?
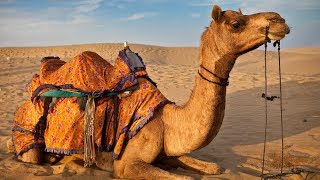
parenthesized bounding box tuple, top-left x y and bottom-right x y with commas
(121, 12, 158, 21)
(74, 0, 103, 13)
(71, 14, 92, 24)
(189, 0, 236, 7)
(236, 0, 320, 13)
(191, 13, 201, 18)
(106, 0, 136, 9)
(0, 0, 104, 46)
(70, 0, 103, 24)
(0, 1, 319, 48)
(190, 0, 320, 12)
(0, 0, 13, 4)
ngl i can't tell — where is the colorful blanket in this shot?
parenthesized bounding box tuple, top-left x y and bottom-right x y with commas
(12, 50, 169, 165)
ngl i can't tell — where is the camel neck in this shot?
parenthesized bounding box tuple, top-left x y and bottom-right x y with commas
(162, 73, 227, 155)
(161, 47, 236, 156)
(161, 29, 239, 156)
(199, 29, 237, 78)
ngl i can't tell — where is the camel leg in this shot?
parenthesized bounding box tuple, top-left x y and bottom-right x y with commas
(43, 152, 64, 164)
(161, 155, 223, 175)
(113, 118, 193, 179)
(95, 152, 114, 171)
(18, 147, 44, 164)
(6, 139, 15, 153)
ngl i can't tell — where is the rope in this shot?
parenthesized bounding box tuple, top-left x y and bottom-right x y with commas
(261, 26, 270, 178)
(260, 29, 293, 179)
(84, 95, 96, 167)
(274, 40, 284, 174)
(262, 168, 320, 179)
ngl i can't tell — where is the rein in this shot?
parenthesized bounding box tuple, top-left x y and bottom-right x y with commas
(260, 47, 318, 179)
(261, 26, 286, 179)
(198, 64, 229, 87)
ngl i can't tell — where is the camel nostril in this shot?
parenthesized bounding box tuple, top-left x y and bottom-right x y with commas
(268, 13, 285, 23)
(268, 17, 285, 23)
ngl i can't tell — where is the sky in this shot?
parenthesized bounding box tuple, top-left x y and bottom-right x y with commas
(0, 0, 319, 48)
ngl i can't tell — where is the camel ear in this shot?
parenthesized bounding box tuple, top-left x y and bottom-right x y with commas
(238, 8, 243, 15)
(211, 5, 222, 22)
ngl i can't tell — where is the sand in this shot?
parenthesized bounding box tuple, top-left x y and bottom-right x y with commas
(0, 43, 319, 179)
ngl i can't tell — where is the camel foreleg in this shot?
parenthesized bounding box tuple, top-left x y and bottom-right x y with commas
(161, 155, 223, 175)
(113, 118, 193, 179)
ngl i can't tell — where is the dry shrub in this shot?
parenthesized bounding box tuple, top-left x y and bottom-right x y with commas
(267, 151, 313, 169)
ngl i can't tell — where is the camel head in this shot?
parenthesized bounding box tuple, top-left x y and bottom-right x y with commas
(205, 5, 290, 56)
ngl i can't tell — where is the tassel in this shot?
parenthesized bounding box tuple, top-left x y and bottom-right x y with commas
(84, 95, 96, 167)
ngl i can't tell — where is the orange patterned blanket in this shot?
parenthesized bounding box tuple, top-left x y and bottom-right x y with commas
(12, 50, 169, 165)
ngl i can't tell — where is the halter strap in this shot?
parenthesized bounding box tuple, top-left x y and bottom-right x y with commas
(198, 64, 229, 87)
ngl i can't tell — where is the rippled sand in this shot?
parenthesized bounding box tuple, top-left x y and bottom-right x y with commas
(0, 44, 319, 179)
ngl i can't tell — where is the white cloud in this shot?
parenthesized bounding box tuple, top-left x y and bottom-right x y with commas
(191, 13, 201, 18)
(0, 0, 104, 46)
(190, 0, 320, 12)
(106, 0, 136, 9)
(237, 0, 320, 14)
(70, 0, 103, 24)
(121, 12, 158, 21)
(189, 0, 235, 7)
(74, 0, 103, 13)
(71, 14, 92, 24)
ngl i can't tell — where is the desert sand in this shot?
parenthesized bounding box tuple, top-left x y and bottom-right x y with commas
(0, 43, 319, 179)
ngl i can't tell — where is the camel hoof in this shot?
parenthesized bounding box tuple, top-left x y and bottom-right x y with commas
(183, 176, 195, 180)
(44, 153, 64, 165)
(95, 152, 113, 171)
(6, 139, 15, 153)
(18, 148, 43, 164)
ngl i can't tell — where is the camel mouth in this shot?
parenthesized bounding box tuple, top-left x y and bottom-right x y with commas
(267, 23, 290, 40)
(268, 31, 287, 40)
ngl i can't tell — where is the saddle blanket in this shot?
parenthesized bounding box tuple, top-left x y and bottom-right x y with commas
(12, 50, 169, 160)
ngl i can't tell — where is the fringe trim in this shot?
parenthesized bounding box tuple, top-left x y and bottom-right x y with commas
(41, 56, 60, 63)
(128, 100, 171, 139)
(110, 100, 171, 160)
(83, 95, 96, 167)
(114, 74, 139, 92)
(12, 126, 35, 135)
(112, 153, 119, 159)
(18, 143, 45, 156)
(45, 147, 84, 155)
(12, 125, 45, 156)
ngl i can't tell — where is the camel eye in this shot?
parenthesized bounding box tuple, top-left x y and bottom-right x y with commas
(231, 22, 240, 29)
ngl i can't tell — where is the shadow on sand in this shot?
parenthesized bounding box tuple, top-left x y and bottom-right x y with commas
(184, 79, 320, 178)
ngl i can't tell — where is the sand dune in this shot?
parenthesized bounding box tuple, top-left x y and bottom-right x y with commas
(0, 44, 319, 179)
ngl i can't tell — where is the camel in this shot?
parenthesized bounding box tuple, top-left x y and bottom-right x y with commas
(8, 4, 290, 179)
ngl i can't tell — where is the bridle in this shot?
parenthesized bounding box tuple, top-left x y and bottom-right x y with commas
(198, 64, 229, 87)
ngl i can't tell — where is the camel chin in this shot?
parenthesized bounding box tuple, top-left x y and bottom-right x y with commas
(268, 32, 287, 41)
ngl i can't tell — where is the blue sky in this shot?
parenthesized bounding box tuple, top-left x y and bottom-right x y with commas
(0, 0, 319, 48)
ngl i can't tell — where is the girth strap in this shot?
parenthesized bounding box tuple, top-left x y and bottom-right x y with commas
(112, 96, 119, 147)
(34, 97, 52, 141)
(34, 84, 139, 166)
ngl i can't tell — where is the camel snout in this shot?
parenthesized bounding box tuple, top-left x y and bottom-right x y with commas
(268, 16, 285, 24)
(266, 12, 284, 22)
(267, 13, 290, 35)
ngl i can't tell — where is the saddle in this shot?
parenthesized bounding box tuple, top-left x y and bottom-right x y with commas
(12, 48, 169, 166)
